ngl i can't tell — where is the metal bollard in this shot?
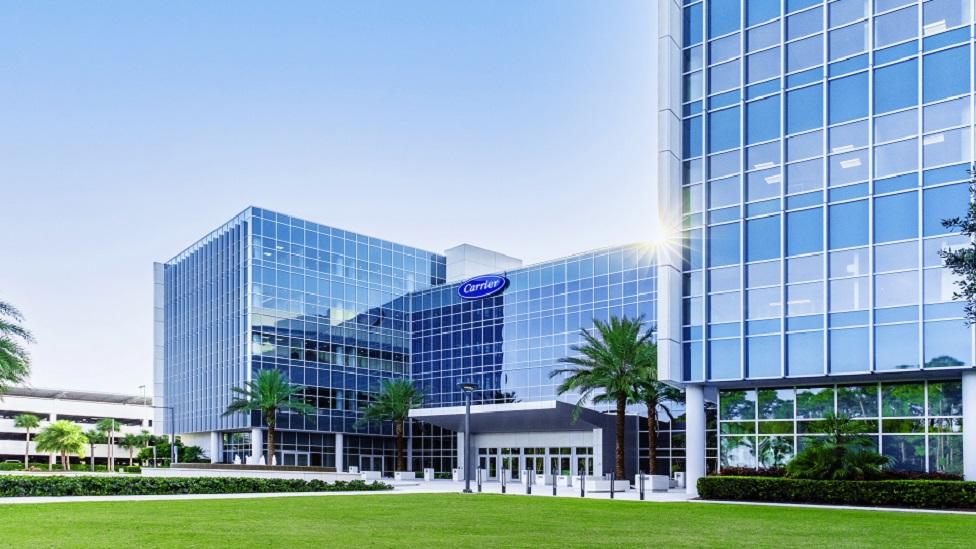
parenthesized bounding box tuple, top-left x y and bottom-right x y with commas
(552, 471, 557, 496)
(580, 474, 585, 498)
(610, 471, 615, 499)
(477, 468, 482, 493)
(525, 471, 532, 495)
(501, 470, 507, 494)
(639, 470, 645, 501)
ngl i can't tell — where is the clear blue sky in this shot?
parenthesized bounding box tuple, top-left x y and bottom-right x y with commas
(0, 1, 658, 394)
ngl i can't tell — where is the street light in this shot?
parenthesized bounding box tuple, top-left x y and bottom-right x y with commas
(149, 405, 176, 465)
(458, 382, 478, 494)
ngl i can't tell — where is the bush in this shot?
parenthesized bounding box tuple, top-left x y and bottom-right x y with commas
(0, 476, 392, 497)
(698, 476, 976, 510)
(121, 466, 142, 474)
(0, 462, 24, 471)
(718, 467, 784, 477)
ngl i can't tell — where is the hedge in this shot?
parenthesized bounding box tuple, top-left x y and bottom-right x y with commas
(698, 476, 976, 510)
(0, 476, 392, 497)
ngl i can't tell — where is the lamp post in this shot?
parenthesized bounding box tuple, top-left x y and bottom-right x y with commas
(458, 382, 478, 494)
(149, 405, 176, 465)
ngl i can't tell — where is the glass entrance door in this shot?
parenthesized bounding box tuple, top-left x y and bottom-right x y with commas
(501, 448, 521, 481)
(549, 447, 571, 475)
(279, 451, 310, 467)
(478, 451, 498, 480)
(360, 455, 382, 472)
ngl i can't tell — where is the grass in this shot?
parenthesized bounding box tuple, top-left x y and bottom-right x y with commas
(1, 493, 974, 548)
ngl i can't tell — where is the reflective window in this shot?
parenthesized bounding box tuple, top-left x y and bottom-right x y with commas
(747, 0, 781, 26)
(876, 271, 919, 307)
(830, 0, 868, 27)
(874, 138, 918, 178)
(874, 109, 918, 143)
(748, 336, 781, 377)
(830, 328, 869, 372)
(746, 96, 781, 144)
(787, 7, 823, 39)
(748, 287, 782, 319)
(787, 282, 824, 315)
(787, 208, 823, 256)
(924, 320, 971, 367)
(684, 45, 704, 72)
(836, 384, 877, 416)
(923, 46, 970, 103)
(830, 247, 869, 276)
(788, 331, 824, 375)
(747, 260, 781, 287)
(829, 72, 869, 123)
(829, 22, 867, 60)
(828, 149, 868, 186)
(787, 254, 823, 283)
(746, 216, 782, 262)
(924, 97, 971, 132)
(797, 386, 834, 418)
(748, 20, 781, 51)
(787, 85, 823, 134)
(709, 177, 741, 209)
(874, 192, 918, 243)
(709, 223, 741, 266)
(874, 59, 918, 114)
(923, 184, 969, 236)
(747, 141, 781, 169)
(684, 3, 704, 46)
(874, 6, 918, 47)
(924, 266, 962, 303)
(709, 0, 742, 38)
(710, 339, 742, 379)
(923, 127, 971, 168)
(875, 324, 920, 370)
(787, 35, 824, 72)
(923, 0, 971, 32)
(710, 150, 741, 178)
(709, 107, 741, 152)
(875, 241, 918, 272)
(709, 34, 741, 64)
(787, 130, 823, 160)
(747, 48, 781, 84)
(747, 168, 782, 201)
(710, 266, 741, 292)
(829, 201, 869, 249)
(710, 292, 742, 323)
(829, 276, 869, 311)
(709, 60, 742, 94)
(830, 120, 869, 152)
(787, 158, 824, 193)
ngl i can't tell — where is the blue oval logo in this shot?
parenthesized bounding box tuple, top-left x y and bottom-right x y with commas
(458, 274, 509, 300)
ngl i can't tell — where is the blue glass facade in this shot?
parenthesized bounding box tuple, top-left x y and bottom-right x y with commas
(659, 0, 976, 482)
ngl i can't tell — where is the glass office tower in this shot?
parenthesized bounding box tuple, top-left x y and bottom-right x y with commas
(658, 0, 976, 494)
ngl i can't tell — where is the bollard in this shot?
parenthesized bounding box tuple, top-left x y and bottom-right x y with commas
(526, 473, 532, 495)
(477, 468, 482, 493)
(610, 471, 615, 499)
(552, 471, 557, 496)
(639, 470, 645, 501)
(580, 474, 585, 498)
(501, 470, 507, 494)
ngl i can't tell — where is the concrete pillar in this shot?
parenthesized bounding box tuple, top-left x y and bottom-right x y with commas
(686, 384, 706, 497)
(592, 428, 603, 476)
(406, 435, 414, 471)
(209, 432, 222, 464)
(335, 433, 344, 472)
(963, 371, 976, 480)
(250, 428, 263, 464)
(48, 413, 57, 468)
(456, 432, 465, 474)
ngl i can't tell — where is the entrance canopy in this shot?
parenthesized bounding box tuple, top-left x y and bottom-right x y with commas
(409, 400, 614, 433)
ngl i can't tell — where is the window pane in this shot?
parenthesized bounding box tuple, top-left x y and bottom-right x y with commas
(929, 435, 963, 475)
(747, 141, 781, 169)
(720, 389, 757, 420)
(787, 85, 823, 134)
(747, 47, 781, 84)
(787, 254, 823, 283)
(924, 320, 971, 367)
(882, 435, 925, 471)
(710, 292, 742, 323)
(830, 0, 867, 27)
(787, 35, 824, 72)
(923, 46, 970, 103)
(875, 325, 920, 370)
(787, 7, 822, 39)
(747, 168, 782, 201)
(929, 381, 963, 416)
(787, 208, 823, 255)
(875, 240, 918, 272)
(787, 331, 824, 375)
(829, 200, 869, 249)
(829, 72, 868, 123)
(709, 60, 742, 94)
(924, 266, 962, 303)
(709, 223, 741, 266)
(837, 384, 877, 416)
(874, 138, 917, 178)
(709, 0, 742, 38)
(709, 177, 741, 209)
(747, 287, 782, 319)
(746, 216, 781, 262)
(788, 282, 824, 315)
(684, 3, 704, 46)
(829, 277, 869, 311)
(874, 59, 918, 114)
(709, 107, 741, 152)
(710, 150, 740, 178)
(875, 271, 919, 307)
(923, 127, 971, 169)
(924, 97, 971, 132)
(787, 158, 824, 193)
(747, 0, 781, 26)
(874, 6, 918, 47)
(709, 34, 741, 64)
(829, 120, 869, 152)
(710, 266, 741, 292)
(829, 22, 867, 60)
(923, 184, 969, 236)
(796, 387, 834, 419)
(923, 0, 971, 31)
(830, 328, 870, 373)
(830, 247, 868, 276)
(828, 149, 868, 186)
(787, 130, 823, 161)
(748, 20, 781, 51)
(874, 109, 917, 143)
(746, 96, 781, 144)
(710, 339, 742, 379)
(874, 191, 918, 243)
(748, 336, 781, 377)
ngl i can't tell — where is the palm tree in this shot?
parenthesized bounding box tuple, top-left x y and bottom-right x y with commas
(13, 413, 40, 469)
(630, 346, 682, 475)
(786, 413, 890, 480)
(96, 418, 120, 472)
(223, 369, 313, 466)
(35, 420, 88, 471)
(355, 379, 423, 472)
(551, 316, 651, 479)
(120, 433, 140, 466)
(85, 428, 105, 471)
(0, 301, 34, 394)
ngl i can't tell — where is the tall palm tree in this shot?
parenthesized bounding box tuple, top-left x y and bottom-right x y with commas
(551, 316, 652, 479)
(85, 428, 105, 471)
(35, 420, 88, 471)
(120, 433, 140, 466)
(96, 418, 120, 472)
(223, 369, 313, 466)
(0, 300, 34, 394)
(13, 413, 40, 469)
(631, 346, 682, 475)
(355, 379, 423, 472)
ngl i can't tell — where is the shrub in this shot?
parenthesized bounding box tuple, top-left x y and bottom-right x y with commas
(121, 466, 142, 474)
(0, 476, 392, 497)
(0, 462, 24, 471)
(880, 470, 963, 481)
(718, 467, 784, 477)
(785, 413, 889, 480)
(698, 476, 976, 510)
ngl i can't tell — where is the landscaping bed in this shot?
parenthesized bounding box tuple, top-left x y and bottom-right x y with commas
(698, 476, 976, 510)
(0, 475, 391, 497)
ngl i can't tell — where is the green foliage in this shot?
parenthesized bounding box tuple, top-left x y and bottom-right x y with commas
(0, 476, 391, 497)
(13, 413, 40, 430)
(355, 378, 423, 471)
(698, 476, 976, 510)
(0, 300, 33, 393)
(786, 413, 890, 480)
(224, 369, 313, 464)
(35, 420, 88, 469)
(938, 178, 976, 323)
(120, 466, 142, 474)
(180, 445, 206, 463)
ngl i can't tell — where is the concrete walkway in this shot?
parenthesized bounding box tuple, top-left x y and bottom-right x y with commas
(0, 480, 973, 515)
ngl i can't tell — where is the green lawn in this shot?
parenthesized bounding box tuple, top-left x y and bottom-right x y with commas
(1, 493, 974, 548)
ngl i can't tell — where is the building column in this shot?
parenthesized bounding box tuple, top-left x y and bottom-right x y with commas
(456, 432, 465, 474)
(592, 428, 603, 476)
(406, 434, 414, 472)
(335, 433, 344, 472)
(250, 427, 263, 464)
(963, 371, 976, 480)
(686, 384, 706, 497)
(209, 432, 222, 464)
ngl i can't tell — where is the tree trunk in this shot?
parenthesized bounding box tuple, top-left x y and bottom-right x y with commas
(646, 399, 657, 475)
(23, 431, 30, 469)
(615, 396, 626, 479)
(394, 420, 405, 472)
(266, 415, 276, 466)
(61, 451, 68, 471)
(90, 444, 95, 471)
(130, 449, 134, 466)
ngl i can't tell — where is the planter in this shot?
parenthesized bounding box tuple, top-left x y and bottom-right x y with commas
(394, 471, 416, 481)
(360, 470, 382, 480)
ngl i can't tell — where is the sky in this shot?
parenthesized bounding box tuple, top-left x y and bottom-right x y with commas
(0, 1, 658, 395)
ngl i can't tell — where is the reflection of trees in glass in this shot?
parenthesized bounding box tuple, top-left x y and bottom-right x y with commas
(759, 436, 793, 468)
(796, 387, 834, 419)
(929, 435, 963, 474)
(881, 383, 925, 417)
(925, 355, 964, 368)
(786, 413, 889, 480)
(836, 385, 878, 418)
(881, 435, 926, 472)
(928, 381, 963, 416)
(719, 390, 756, 421)
(758, 389, 794, 419)
(720, 435, 756, 468)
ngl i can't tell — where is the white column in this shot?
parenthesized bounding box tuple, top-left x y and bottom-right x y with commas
(406, 435, 414, 471)
(685, 384, 706, 497)
(456, 432, 465, 474)
(592, 428, 603, 476)
(250, 428, 263, 464)
(963, 371, 976, 480)
(48, 413, 57, 468)
(335, 433, 344, 472)
(209, 432, 221, 464)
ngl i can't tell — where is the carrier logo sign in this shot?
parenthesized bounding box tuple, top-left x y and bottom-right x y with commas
(458, 274, 508, 300)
